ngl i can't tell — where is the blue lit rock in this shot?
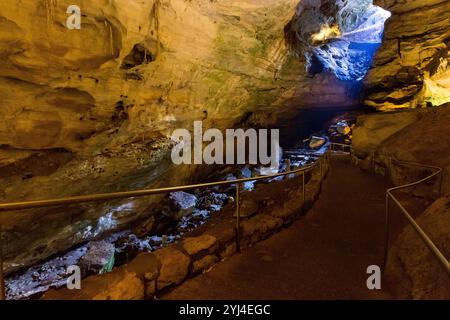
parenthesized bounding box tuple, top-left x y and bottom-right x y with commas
(79, 241, 115, 276)
(168, 191, 198, 217)
(289, 0, 391, 81)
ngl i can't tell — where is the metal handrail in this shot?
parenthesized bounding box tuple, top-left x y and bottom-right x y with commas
(1, 143, 446, 299)
(0, 163, 318, 212)
(327, 144, 449, 276)
(383, 158, 450, 276)
(0, 146, 335, 300)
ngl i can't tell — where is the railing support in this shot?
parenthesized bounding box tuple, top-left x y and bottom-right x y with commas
(0, 143, 348, 300)
(0, 224, 5, 300)
(302, 171, 306, 204)
(382, 194, 390, 273)
(235, 183, 241, 253)
(383, 157, 450, 276)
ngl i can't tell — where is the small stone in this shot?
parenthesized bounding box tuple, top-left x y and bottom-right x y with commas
(309, 136, 326, 149)
(240, 167, 252, 178)
(79, 241, 115, 276)
(192, 255, 218, 274)
(154, 247, 190, 291)
(127, 252, 160, 280)
(241, 215, 283, 244)
(259, 167, 279, 176)
(168, 191, 197, 216)
(126, 253, 160, 299)
(182, 235, 218, 257)
(197, 192, 229, 211)
(336, 121, 351, 135)
(220, 243, 237, 260)
(207, 225, 236, 247)
(42, 267, 144, 300)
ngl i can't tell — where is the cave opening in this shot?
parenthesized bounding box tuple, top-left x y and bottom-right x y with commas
(286, 0, 391, 83)
(281, 0, 392, 145)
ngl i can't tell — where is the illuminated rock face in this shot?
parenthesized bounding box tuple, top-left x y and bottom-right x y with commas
(365, 0, 450, 110)
(352, 103, 450, 194)
(387, 196, 450, 299)
(0, 0, 359, 272)
(287, 0, 391, 81)
(0, 0, 447, 271)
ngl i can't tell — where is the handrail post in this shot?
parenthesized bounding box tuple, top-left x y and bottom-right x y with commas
(382, 193, 390, 273)
(302, 171, 306, 203)
(0, 224, 5, 300)
(235, 182, 241, 253)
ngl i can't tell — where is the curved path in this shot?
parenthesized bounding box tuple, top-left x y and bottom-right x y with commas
(163, 156, 392, 300)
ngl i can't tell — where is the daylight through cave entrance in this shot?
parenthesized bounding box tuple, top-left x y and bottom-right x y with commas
(287, 0, 391, 82)
(2, 0, 449, 302)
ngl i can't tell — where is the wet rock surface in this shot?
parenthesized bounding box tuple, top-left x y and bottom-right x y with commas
(196, 192, 230, 211)
(352, 104, 450, 194)
(351, 104, 450, 299)
(182, 235, 218, 257)
(387, 196, 450, 299)
(309, 136, 327, 149)
(0, 0, 362, 277)
(5, 246, 88, 300)
(79, 241, 115, 276)
(154, 247, 190, 291)
(0, 1, 447, 292)
(5, 136, 334, 300)
(168, 192, 198, 217)
(40, 154, 329, 300)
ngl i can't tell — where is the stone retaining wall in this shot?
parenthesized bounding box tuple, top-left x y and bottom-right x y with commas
(42, 162, 329, 300)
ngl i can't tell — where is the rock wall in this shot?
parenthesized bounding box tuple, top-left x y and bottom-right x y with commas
(365, 0, 450, 110)
(352, 104, 450, 299)
(386, 196, 450, 299)
(2, 0, 447, 274)
(352, 103, 450, 195)
(0, 0, 358, 272)
(41, 161, 328, 300)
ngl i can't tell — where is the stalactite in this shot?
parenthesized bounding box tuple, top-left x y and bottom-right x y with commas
(148, 0, 161, 58)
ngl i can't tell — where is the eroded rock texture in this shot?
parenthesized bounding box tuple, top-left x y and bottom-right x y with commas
(352, 103, 450, 194)
(0, 0, 359, 272)
(387, 196, 450, 299)
(0, 0, 447, 274)
(365, 0, 450, 110)
(286, 0, 391, 81)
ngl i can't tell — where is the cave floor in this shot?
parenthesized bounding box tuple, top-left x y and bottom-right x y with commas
(162, 156, 394, 300)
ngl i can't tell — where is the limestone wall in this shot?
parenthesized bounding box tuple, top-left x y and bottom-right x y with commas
(0, 0, 357, 271)
(366, 0, 450, 110)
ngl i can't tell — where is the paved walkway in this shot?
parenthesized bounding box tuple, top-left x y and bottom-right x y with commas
(163, 156, 392, 300)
